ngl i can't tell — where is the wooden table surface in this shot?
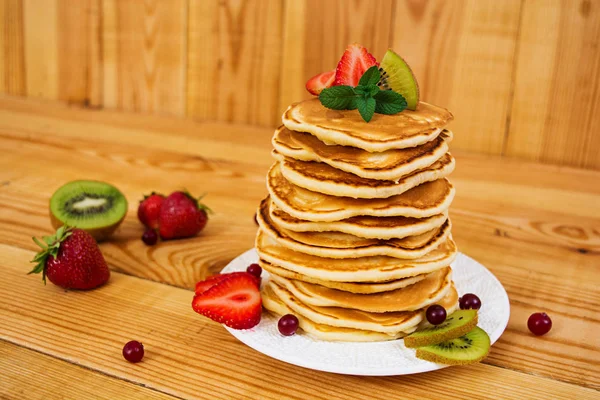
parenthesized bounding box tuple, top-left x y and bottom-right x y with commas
(0, 95, 598, 399)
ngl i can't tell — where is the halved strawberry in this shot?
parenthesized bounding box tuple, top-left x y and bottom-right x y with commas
(194, 272, 260, 296)
(192, 273, 262, 330)
(333, 44, 378, 86)
(306, 70, 335, 95)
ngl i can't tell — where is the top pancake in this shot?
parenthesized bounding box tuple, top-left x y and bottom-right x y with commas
(282, 98, 454, 152)
(273, 126, 453, 181)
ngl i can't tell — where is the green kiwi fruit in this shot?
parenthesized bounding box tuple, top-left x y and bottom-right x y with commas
(49, 180, 128, 241)
(415, 326, 490, 365)
(404, 310, 478, 348)
(378, 49, 420, 110)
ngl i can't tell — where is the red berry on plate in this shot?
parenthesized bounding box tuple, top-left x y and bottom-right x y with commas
(278, 314, 299, 336)
(333, 44, 378, 86)
(122, 340, 144, 363)
(142, 229, 158, 246)
(29, 226, 110, 290)
(138, 193, 165, 229)
(528, 312, 552, 336)
(192, 273, 262, 330)
(459, 293, 482, 310)
(426, 305, 447, 325)
(246, 263, 262, 278)
(159, 191, 211, 240)
(194, 272, 260, 296)
(306, 70, 335, 95)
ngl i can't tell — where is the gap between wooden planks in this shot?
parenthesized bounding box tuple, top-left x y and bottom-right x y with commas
(0, 245, 598, 400)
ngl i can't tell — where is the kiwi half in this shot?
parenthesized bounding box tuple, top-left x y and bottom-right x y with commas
(415, 327, 490, 365)
(404, 310, 478, 348)
(378, 49, 420, 111)
(50, 180, 128, 241)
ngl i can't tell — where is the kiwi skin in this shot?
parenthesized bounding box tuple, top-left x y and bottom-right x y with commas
(50, 212, 125, 242)
(404, 310, 478, 348)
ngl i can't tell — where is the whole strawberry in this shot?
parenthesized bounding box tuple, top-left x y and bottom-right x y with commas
(138, 192, 165, 229)
(159, 191, 210, 240)
(29, 226, 110, 290)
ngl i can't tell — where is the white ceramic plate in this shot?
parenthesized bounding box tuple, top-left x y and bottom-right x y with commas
(222, 249, 510, 376)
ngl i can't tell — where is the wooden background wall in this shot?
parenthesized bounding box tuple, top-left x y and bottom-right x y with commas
(1, 0, 599, 170)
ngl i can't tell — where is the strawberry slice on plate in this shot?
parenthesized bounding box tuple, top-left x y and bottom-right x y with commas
(333, 44, 378, 86)
(194, 272, 260, 296)
(306, 70, 335, 95)
(192, 273, 262, 330)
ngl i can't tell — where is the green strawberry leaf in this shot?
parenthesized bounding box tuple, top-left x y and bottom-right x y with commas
(374, 90, 407, 114)
(356, 96, 376, 122)
(319, 86, 359, 110)
(359, 66, 381, 87)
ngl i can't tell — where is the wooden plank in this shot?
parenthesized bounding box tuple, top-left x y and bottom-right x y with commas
(186, 0, 284, 126)
(0, 0, 25, 95)
(102, 0, 186, 115)
(391, 0, 521, 155)
(505, 0, 600, 170)
(23, 0, 58, 99)
(0, 341, 178, 400)
(1, 245, 599, 399)
(278, 0, 395, 116)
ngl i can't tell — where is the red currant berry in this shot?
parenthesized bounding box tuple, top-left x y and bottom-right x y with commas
(459, 293, 481, 310)
(246, 263, 262, 278)
(142, 229, 158, 246)
(426, 304, 447, 325)
(528, 312, 552, 336)
(278, 314, 299, 336)
(122, 340, 144, 363)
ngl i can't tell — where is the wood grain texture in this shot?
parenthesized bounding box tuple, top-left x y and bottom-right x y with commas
(0, 96, 599, 392)
(103, 0, 186, 115)
(0, 341, 178, 400)
(187, 0, 284, 126)
(505, 0, 600, 170)
(278, 0, 395, 115)
(1, 246, 599, 400)
(0, 0, 25, 95)
(391, 0, 521, 155)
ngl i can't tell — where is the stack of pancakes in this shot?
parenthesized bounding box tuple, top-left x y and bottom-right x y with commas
(256, 98, 459, 342)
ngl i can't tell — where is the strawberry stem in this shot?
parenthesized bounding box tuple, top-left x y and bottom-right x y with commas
(28, 225, 74, 284)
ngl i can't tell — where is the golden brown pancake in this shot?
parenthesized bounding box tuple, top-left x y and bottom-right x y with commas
(274, 153, 455, 199)
(282, 98, 454, 152)
(272, 126, 453, 181)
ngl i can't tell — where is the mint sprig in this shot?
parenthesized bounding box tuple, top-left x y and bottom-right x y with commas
(318, 66, 407, 122)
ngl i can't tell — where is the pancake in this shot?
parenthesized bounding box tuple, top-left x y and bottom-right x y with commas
(270, 280, 460, 334)
(282, 98, 454, 152)
(255, 229, 458, 282)
(275, 153, 455, 199)
(259, 259, 428, 294)
(270, 201, 447, 240)
(279, 224, 443, 250)
(273, 126, 453, 181)
(262, 283, 408, 341)
(267, 162, 455, 221)
(269, 267, 453, 313)
(257, 198, 451, 259)
(269, 281, 422, 333)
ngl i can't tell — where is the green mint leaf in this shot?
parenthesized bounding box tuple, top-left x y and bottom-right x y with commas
(319, 86, 359, 110)
(374, 90, 407, 114)
(353, 85, 368, 96)
(359, 66, 381, 87)
(356, 96, 376, 122)
(366, 84, 380, 97)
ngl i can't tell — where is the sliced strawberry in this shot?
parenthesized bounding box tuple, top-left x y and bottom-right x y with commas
(306, 70, 335, 95)
(333, 44, 378, 86)
(192, 273, 262, 330)
(194, 272, 260, 295)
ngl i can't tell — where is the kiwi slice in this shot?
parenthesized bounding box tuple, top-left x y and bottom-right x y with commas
(415, 327, 490, 365)
(404, 310, 478, 348)
(378, 49, 420, 110)
(49, 180, 128, 241)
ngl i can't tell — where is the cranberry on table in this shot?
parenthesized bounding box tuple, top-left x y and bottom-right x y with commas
(528, 312, 552, 336)
(459, 293, 482, 310)
(246, 263, 262, 278)
(142, 229, 158, 246)
(278, 314, 299, 336)
(426, 304, 447, 325)
(123, 340, 145, 363)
